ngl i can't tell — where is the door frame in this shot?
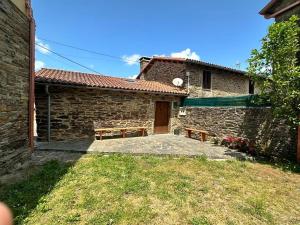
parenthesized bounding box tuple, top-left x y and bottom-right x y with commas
(154, 101, 171, 134)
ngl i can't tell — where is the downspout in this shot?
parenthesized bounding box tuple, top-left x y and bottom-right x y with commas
(45, 85, 51, 142)
(26, 0, 35, 151)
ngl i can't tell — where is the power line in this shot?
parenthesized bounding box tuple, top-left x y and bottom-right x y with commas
(38, 37, 139, 63)
(35, 43, 103, 74)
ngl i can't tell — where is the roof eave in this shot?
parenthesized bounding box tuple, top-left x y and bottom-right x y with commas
(35, 81, 188, 97)
(260, 0, 300, 19)
(185, 59, 246, 75)
(259, 0, 278, 15)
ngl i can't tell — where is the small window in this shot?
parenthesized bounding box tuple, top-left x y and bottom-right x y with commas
(202, 70, 211, 90)
(172, 101, 179, 109)
(249, 80, 255, 94)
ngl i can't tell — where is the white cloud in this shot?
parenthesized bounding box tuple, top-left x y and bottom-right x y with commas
(35, 36, 51, 54)
(122, 49, 200, 66)
(153, 54, 166, 57)
(122, 54, 141, 65)
(127, 74, 138, 79)
(35, 60, 45, 71)
(170, 48, 200, 60)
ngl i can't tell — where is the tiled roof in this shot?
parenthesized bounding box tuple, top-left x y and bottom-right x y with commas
(137, 56, 246, 79)
(35, 68, 187, 96)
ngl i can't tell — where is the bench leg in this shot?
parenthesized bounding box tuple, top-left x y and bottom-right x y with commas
(141, 128, 145, 137)
(121, 129, 126, 138)
(187, 130, 192, 138)
(99, 131, 103, 141)
(201, 133, 207, 142)
(199, 132, 203, 142)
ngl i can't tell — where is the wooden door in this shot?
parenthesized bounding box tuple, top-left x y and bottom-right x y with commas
(154, 101, 170, 134)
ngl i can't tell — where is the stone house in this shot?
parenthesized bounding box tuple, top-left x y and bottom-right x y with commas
(138, 57, 256, 98)
(0, 0, 35, 175)
(35, 57, 255, 142)
(35, 68, 186, 141)
(260, 0, 300, 21)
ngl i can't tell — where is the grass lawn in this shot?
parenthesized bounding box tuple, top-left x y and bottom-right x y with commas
(0, 155, 299, 225)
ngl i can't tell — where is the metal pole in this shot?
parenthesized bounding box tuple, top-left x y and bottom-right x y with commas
(45, 85, 51, 142)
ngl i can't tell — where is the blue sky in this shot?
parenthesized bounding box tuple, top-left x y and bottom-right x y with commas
(32, 0, 273, 78)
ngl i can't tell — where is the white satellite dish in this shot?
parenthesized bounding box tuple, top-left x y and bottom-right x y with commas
(172, 78, 184, 87)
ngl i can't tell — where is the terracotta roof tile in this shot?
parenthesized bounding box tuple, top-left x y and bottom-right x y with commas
(35, 68, 187, 96)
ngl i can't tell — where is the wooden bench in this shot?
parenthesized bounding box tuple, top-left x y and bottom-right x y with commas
(185, 128, 209, 142)
(94, 127, 146, 140)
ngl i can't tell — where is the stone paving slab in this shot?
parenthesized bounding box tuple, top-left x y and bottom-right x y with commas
(36, 134, 246, 160)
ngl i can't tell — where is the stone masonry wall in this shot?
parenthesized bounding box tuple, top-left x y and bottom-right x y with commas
(179, 107, 295, 160)
(0, 0, 30, 175)
(35, 85, 181, 141)
(140, 61, 187, 85)
(187, 64, 251, 97)
(140, 61, 253, 98)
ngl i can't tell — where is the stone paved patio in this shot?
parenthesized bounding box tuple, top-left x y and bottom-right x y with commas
(36, 134, 247, 160)
(1, 135, 249, 184)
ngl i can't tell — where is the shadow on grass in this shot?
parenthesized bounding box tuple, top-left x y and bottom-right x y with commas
(0, 160, 73, 225)
(253, 158, 300, 174)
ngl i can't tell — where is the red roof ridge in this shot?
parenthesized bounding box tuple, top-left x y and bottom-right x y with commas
(37, 67, 123, 80)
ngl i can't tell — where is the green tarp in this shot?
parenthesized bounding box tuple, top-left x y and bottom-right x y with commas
(182, 95, 270, 107)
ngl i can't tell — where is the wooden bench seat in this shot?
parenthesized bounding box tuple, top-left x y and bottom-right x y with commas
(185, 128, 209, 142)
(95, 127, 146, 140)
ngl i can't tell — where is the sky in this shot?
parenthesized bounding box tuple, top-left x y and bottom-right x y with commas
(32, 0, 273, 78)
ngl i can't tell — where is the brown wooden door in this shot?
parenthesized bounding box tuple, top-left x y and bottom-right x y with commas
(154, 101, 170, 134)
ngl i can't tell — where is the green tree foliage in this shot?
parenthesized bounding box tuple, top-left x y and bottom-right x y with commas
(248, 16, 300, 126)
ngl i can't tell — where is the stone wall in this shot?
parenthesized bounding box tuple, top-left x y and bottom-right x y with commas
(140, 61, 187, 85)
(179, 107, 295, 160)
(0, 0, 30, 175)
(140, 60, 253, 98)
(35, 85, 181, 141)
(186, 64, 252, 97)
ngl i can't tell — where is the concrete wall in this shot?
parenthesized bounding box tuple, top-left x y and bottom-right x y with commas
(0, 0, 30, 175)
(179, 107, 295, 160)
(140, 61, 253, 98)
(35, 85, 182, 141)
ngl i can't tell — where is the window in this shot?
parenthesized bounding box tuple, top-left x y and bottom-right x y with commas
(172, 101, 179, 109)
(202, 70, 211, 90)
(249, 80, 255, 94)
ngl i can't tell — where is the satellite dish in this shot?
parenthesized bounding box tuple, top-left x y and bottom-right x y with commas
(172, 78, 184, 87)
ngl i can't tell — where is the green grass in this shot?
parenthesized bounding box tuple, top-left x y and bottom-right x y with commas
(0, 155, 299, 225)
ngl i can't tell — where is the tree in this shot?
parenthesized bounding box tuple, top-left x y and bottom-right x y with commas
(248, 15, 300, 127)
